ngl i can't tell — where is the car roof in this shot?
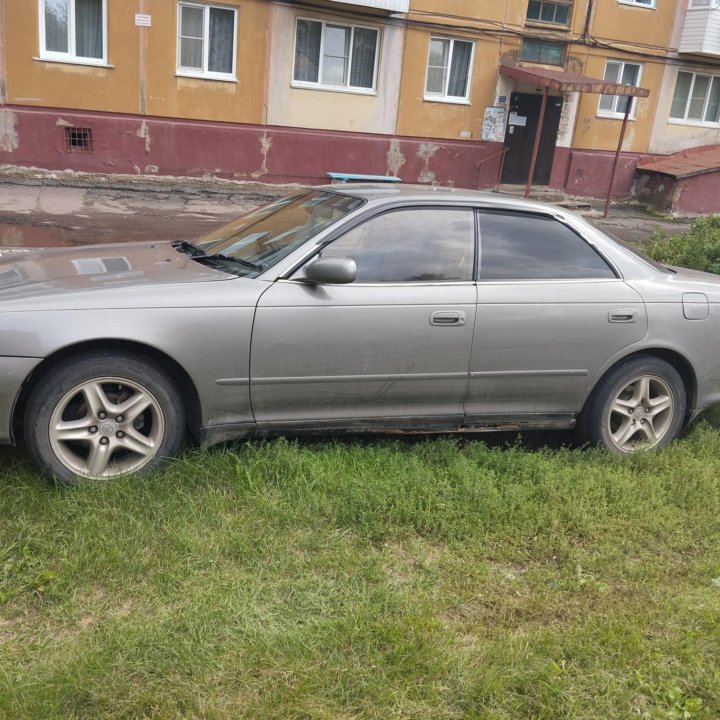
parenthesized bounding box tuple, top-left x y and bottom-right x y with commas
(314, 183, 564, 215)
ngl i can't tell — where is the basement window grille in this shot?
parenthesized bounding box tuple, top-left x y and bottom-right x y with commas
(64, 127, 93, 152)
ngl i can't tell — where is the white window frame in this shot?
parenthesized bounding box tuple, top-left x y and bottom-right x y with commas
(176, 2, 238, 82)
(292, 17, 381, 94)
(423, 36, 475, 105)
(669, 70, 720, 126)
(618, 0, 656, 8)
(597, 60, 642, 119)
(37, 0, 108, 66)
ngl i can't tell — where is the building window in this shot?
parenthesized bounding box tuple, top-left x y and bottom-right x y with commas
(293, 18, 379, 92)
(598, 60, 641, 117)
(520, 39, 564, 65)
(526, 1, 572, 25)
(177, 2, 237, 79)
(670, 71, 720, 124)
(618, 0, 655, 7)
(39, 0, 107, 64)
(425, 37, 474, 102)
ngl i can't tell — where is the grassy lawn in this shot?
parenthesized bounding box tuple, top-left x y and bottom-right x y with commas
(1, 422, 719, 719)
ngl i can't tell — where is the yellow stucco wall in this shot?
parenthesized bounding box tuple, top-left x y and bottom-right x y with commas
(145, 0, 267, 124)
(4, 0, 139, 112)
(409, 0, 508, 23)
(396, 28, 499, 140)
(591, 0, 676, 48)
(4, 0, 267, 125)
(570, 49, 663, 152)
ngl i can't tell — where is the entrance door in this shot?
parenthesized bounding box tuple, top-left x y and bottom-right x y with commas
(501, 92, 564, 185)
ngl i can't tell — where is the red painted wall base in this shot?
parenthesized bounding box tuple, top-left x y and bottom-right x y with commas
(0, 105, 643, 198)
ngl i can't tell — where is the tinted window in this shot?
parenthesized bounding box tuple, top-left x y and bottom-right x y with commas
(322, 208, 474, 282)
(478, 211, 616, 280)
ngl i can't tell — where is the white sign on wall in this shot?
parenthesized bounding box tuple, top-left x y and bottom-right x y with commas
(135, 14, 152, 27)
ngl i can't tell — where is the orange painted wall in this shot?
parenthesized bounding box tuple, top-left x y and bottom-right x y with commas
(396, 28, 499, 141)
(144, 0, 267, 124)
(4, 1, 139, 112)
(4, 0, 267, 125)
(571, 49, 664, 153)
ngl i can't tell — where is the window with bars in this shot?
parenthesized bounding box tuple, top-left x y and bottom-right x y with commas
(64, 127, 93, 152)
(670, 71, 720, 124)
(39, 0, 106, 64)
(520, 39, 564, 65)
(293, 18, 380, 92)
(598, 60, 641, 117)
(424, 37, 474, 102)
(177, 2, 237, 79)
(526, 1, 572, 25)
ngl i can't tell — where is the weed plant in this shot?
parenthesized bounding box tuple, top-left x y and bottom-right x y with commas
(1, 427, 719, 719)
(644, 215, 720, 273)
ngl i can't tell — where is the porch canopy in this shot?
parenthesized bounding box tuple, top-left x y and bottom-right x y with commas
(498, 64, 650, 216)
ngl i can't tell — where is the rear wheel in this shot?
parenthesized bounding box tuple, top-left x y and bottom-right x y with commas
(24, 352, 185, 484)
(580, 356, 686, 454)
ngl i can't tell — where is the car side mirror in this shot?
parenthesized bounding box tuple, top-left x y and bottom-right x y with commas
(304, 257, 356, 284)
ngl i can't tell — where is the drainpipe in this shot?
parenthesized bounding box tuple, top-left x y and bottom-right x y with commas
(138, 0, 148, 115)
(582, 0, 594, 43)
(0, 0, 6, 105)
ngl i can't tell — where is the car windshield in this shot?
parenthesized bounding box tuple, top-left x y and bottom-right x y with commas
(194, 190, 364, 270)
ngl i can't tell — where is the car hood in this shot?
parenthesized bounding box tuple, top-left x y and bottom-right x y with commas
(0, 241, 230, 302)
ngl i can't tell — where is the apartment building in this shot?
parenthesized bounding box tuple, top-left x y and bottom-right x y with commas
(1, 1, 719, 200)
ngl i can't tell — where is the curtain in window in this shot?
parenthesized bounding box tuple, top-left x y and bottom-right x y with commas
(448, 41, 472, 97)
(670, 72, 692, 119)
(294, 20, 321, 82)
(45, 0, 69, 53)
(208, 8, 234, 74)
(350, 28, 377, 89)
(426, 39, 448, 94)
(689, 75, 710, 120)
(706, 77, 720, 122)
(75, 0, 103, 59)
(180, 6, 204, 69)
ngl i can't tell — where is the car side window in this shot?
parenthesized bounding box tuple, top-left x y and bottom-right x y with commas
(320, 207, 475, 282)
(478, 210, 616, 280)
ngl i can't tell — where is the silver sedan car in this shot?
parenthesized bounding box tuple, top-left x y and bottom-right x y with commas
(1, 185, 718, 483)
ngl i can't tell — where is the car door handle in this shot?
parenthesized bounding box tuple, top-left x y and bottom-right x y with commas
(430, 311, 465, 326)
(609, 308, 637, 323)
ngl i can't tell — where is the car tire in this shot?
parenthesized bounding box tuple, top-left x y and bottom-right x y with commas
(24, 352, 185, 485)
(579, 355, 686, 454)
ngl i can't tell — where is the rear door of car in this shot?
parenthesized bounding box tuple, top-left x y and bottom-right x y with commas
(250, 205, 478, 429)
(465, 209, 648, 426)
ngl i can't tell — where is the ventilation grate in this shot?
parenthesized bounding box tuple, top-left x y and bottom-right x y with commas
(64, 127, 93, 152)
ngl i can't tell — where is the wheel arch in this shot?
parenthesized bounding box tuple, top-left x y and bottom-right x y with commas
(581, 347, 696, 419)
(12, 339, 202, 446)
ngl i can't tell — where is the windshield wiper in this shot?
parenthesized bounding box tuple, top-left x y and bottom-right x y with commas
(212, 253, 266, 272)
(172, 240, 265, 272)
(171, 240, 206, 257)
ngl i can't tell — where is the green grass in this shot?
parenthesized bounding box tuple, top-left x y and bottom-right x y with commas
(1, 424, 719, 719)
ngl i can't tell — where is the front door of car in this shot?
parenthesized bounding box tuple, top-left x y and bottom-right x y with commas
(250, 206, 477, 429)
(465, 209, 648, 425)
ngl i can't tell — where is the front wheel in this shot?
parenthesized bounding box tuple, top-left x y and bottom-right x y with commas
(579, 356, 686, 454)
(24, 352, 186, 484)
